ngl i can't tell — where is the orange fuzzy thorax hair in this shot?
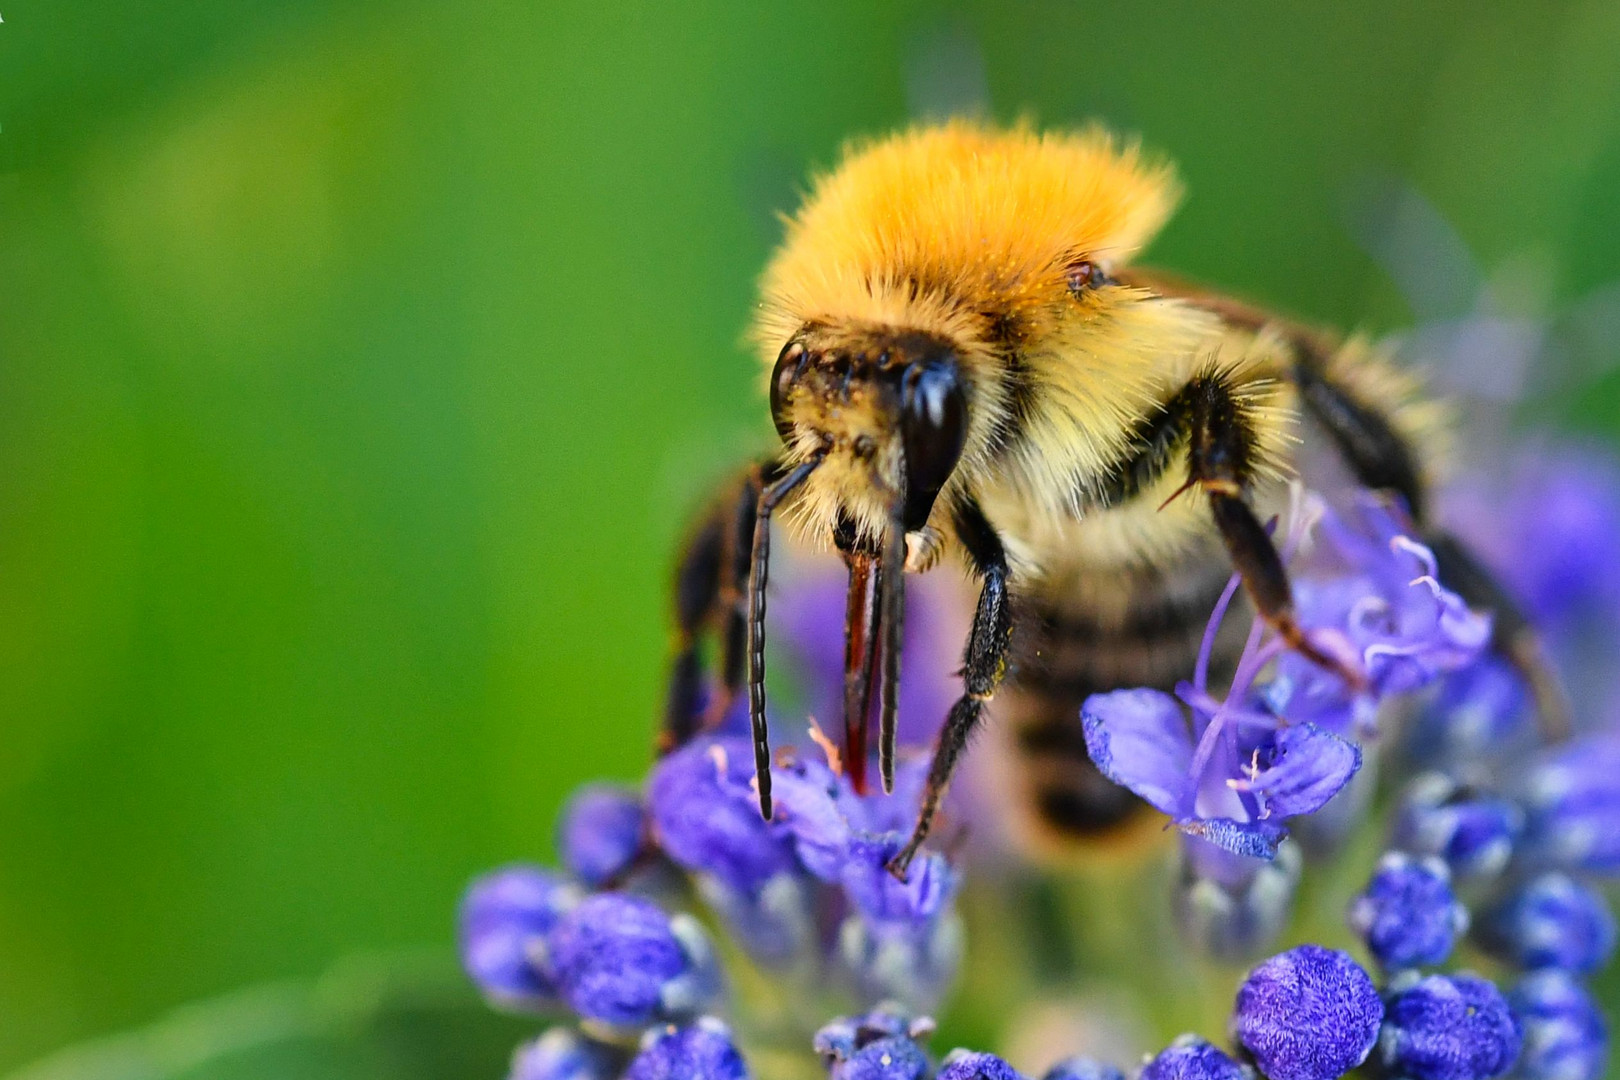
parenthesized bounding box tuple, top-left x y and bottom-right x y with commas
(754, 121, 1181, 354)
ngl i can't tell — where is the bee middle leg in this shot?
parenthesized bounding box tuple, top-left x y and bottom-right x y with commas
(888, 498, 1012, 880)
(1182, 373, 1364, 685)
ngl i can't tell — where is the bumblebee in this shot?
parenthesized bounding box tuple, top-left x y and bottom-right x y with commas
(659, 122, 1560, 879)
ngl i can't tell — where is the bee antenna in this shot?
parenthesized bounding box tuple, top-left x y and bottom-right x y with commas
(746, 453, 824, 820)
(878, 494, 907, 794)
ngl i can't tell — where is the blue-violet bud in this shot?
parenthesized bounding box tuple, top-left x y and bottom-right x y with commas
(543, 892, 716, 1028)
(1347, 852, 1468, 970)
(1521, 735, 1620, 875)
(559, 784, 645, 887)
(626, 1018, 749, 1080)
(1041, 1059, 1126, 1080)
(1475, 872, 1616, 975)
(1379, 972, 1522, 1080)
(1390, 773, 1522, 880)
(509, 1028, 623, 1080)
(1139, 1037, 1249, 1080)
(938, 1052, 1026, 1080)
(460, 865, 580, 1009)
(1508, 970, 1609, 1080)
(1231, 944, 1382, 1080)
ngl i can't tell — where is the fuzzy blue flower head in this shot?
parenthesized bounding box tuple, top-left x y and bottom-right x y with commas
(648, 737, 800, 899)
(1139, 1037, 1249, 1080)
(1231, 944, 1382, 1080)
(1521, 735, 1620, 874)
(1509, 970, 1609, 1080)
(1390, 773, 1523, 880)
(558, 784, 645, 888)
(542, 892, 717, 1030)
(836, 831, 962, 1009)
(813, 1009, 934, 1080)
(460, 865, 581, 1009)
(625, 1019, 749, 1080)
(1040, 1059, 1125, 1080)
(1475, 872, 1616, 975)
(938, 1052, 1026, 1080)
(509, 1028, 624, 1080)
(1379, 972, 1522, 1080)
(1347, 852, 1468, 970)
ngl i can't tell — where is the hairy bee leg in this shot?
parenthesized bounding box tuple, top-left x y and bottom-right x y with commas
(1292, 357, 1570, 738)
(746, 454, 825, 820)
(888, 501, 1011, 881)
(1185, 372, 1365, 687)
(658, 466, 766, 756)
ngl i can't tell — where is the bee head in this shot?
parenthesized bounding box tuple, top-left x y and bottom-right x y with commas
(769, 326, 968, 541)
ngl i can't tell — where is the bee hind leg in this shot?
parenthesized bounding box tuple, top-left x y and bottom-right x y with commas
(887, 499, 1012, 881)
(1291, 354, 1571, 739)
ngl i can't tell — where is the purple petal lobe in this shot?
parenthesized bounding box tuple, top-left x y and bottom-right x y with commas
(1081, 689, 1195, 817)
(1176, 817, 1288, 860)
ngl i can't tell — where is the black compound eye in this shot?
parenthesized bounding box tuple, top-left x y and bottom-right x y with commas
(1065, 259, 1112, 297)
(770, 341, 806, 442)
(898, 360, 967, 532)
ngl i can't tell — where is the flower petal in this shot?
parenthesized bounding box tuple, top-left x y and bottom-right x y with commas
(1081, 688, 1195, 817)
(1237, 722, 1363, 820)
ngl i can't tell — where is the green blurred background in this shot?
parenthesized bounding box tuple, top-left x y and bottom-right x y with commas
(4, 1, 1620, 1075)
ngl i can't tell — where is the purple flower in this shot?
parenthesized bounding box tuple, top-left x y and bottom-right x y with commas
(1081, 687, 1359, 861)
(1176, 839, 1301, 961)
(1041, 1059, 1125, 1080)
(1379, 972, 1522, 1080)
(543, 892, 716, 1028)
(1475, 873, 1616, 975)
(1268, 499, 1490, 736)
(625, 1018, 749, 1080)
(1508, 971, 1609, 1080)
(647, 737, 801, 897)
(837, 832, 962, 1010)
(1391, 773, 1523, 880)
(509, 1028, 624, 1080)
(938, 1052, 1026, 1080)
(1404, 657, 1533, 771)
(1139, 1037, 1248, 1080)
(1521, 734, 1620, 874)
(559, 784, 645, 888)
(813, 1009, 934, 1066)
(1347, 853, 1468, 971)
(1231, 945, 1382, 1080)
(460, 865, 580, 1009)
(1442, 441, 1620, 630)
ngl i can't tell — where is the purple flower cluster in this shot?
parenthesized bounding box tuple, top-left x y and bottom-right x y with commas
(459, 436, 1620, 1080)
(1082, 492, 1490, 957)
(647, 735, 960, 1008)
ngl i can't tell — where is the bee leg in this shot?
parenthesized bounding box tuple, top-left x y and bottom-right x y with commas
(658, 463, 768, 757)
(1184, 373, 1364, 686)
(888, 500, 1011, 881)
(1292, 358, 1571, 738)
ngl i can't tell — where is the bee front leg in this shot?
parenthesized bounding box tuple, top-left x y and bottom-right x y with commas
(888, 499, 1012, 881)
(659, 462, 772, 756)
